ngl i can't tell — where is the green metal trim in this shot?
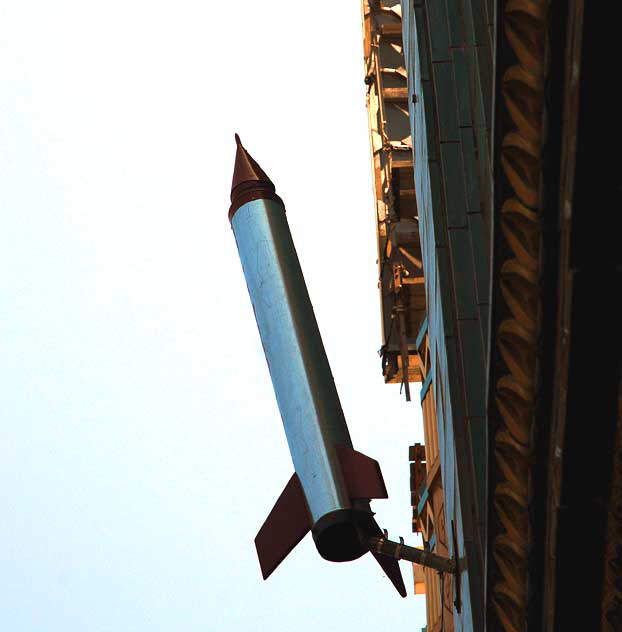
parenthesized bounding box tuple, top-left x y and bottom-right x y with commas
(429, 532, 437, 551)
(417, 484, 430, 516)
(415, 315, 429, 351)
(420, 371, 433, 403)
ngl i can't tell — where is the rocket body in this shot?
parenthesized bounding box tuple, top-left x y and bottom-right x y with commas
(229, 136, 405, 596)
(232, 195, 376, 562)
(231, 197, 354, 524)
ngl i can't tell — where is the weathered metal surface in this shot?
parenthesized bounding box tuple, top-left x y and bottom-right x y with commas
(232, 197, 353, 524)
(369, 536, 456, 573)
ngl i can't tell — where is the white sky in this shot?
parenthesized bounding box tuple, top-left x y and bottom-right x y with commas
(0, 2, 426, 630)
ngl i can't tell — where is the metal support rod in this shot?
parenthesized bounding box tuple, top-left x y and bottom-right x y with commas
(395, 304, 411, 402)
(368, 536, 456, 574)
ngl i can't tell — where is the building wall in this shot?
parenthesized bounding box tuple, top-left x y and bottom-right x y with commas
(361, 0, 426, 394)
(411, 323, 455, 631)
(400, 0, 495, 628)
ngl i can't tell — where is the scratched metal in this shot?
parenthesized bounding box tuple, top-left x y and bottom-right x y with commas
(232, 197, 353, 524)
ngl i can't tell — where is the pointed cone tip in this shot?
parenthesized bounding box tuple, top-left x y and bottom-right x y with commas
(229, 136, 281, 222)
(231, 138, 274, 193)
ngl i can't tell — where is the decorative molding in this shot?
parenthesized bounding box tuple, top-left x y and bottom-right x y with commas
(490, 1, 549, 630)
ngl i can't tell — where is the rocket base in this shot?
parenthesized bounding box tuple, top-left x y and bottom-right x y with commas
(312, 509, 379, 562)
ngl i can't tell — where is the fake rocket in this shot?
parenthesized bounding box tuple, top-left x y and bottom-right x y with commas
(229, 135, 406, 597)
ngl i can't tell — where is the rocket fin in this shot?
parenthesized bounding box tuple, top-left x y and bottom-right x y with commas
(371, 550, 408, 598)
(254, 473, 311, 580)
(336, 444, 388, 500)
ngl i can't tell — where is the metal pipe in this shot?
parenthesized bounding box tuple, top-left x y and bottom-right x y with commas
(395, 303, 411, 401)
(368, 536, 456, 574)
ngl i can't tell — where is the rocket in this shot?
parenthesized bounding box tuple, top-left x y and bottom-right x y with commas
(229, 135, 406, 597)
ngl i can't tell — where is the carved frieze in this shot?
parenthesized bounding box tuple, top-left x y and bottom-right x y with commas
(490, 1, 549, 630)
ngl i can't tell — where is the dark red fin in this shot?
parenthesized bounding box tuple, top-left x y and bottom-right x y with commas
(254, 473, 311, 579)
(336, 444, 388, 500)
(371, 550, 408, 597)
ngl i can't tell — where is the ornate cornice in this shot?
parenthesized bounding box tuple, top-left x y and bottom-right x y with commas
(489, 1, 549, 630)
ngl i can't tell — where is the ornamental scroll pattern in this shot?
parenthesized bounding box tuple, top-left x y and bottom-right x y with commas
(491, 1, 548, 631)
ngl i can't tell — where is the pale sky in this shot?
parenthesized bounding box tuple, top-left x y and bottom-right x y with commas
(0, 2, 426, 630)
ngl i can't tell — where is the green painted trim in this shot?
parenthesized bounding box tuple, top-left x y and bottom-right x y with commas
(429, 533, 437, 551)
(416, 315, 429, 351)
(417, 484, 429, 516)
(420, 371, 433, 403)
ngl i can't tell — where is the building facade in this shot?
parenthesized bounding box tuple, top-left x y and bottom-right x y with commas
(363, 1, 621, 630)
(363, 1, 490, 629)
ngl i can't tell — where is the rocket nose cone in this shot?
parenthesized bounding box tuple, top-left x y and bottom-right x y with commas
(229, 135, 282, 222)
(230, 134, 274, 198)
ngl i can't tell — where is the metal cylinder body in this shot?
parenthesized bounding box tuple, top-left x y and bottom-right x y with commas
(232, 198, 371, 559)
